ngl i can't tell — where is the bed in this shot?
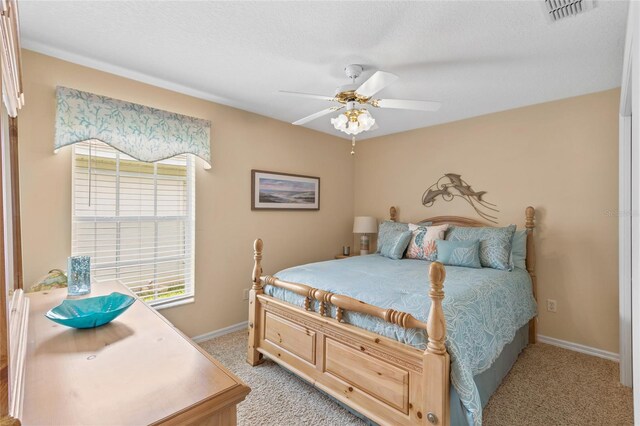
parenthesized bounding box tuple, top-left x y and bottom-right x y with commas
(247, 207, 538, 426)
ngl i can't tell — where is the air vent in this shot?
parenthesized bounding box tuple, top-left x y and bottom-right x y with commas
(544, 0, 595, 21)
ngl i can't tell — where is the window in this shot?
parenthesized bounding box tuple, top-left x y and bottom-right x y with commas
(72, 141, 195, 307)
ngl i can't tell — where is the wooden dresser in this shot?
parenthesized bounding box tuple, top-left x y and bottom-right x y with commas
(21, 282, 250, 425)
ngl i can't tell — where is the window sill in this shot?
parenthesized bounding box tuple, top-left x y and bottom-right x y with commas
(151, 297, 195, 311)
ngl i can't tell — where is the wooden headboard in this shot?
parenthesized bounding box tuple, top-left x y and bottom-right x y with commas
(388, 205, 538, 342)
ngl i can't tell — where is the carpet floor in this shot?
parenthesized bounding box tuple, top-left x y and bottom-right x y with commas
(199, 331, 632, 425)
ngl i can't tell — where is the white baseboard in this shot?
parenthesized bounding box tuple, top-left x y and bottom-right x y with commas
(537, 334, 619, 362)
(191, 321, 248, 343)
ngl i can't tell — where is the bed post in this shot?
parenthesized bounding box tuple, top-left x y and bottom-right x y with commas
(423, 261, 450, 426)
(390, 206, 397, 222)
(525, 207, 537, 344)
(247, 238, 264, 366)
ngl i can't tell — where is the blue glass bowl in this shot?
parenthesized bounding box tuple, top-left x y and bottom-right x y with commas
(45, 292, 135, 329)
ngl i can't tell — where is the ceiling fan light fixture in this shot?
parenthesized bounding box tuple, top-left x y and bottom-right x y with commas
(331, 108, 375, 136)
(358, 110, 375, 128)
(331, 113, 348, 127)
(285, 65, 441, 134)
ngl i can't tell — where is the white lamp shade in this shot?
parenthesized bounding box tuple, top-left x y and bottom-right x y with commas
(353, 216, 378, 234)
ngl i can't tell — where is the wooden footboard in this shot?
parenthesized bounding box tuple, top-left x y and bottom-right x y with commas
(247, 239, 450, 426)
(247, 206, 537, 426)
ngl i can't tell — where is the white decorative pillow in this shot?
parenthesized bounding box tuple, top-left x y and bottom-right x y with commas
(406, 223, 449, 261)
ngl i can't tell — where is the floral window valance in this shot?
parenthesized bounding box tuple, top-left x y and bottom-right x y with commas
(55, 86, 211, 168)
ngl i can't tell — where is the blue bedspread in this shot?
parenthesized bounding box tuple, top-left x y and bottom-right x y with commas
(265, 254, 537, 426)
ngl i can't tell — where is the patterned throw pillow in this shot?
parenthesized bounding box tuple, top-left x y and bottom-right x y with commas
(446, 225, 516, 270)
(379, 230, 412, 260)
(436, 240, 482, 268)
(406, 223, 449, 261)
(377, 221, 409, 253)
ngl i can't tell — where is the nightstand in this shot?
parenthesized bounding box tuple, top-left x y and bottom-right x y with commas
(335, 254, 356, 259)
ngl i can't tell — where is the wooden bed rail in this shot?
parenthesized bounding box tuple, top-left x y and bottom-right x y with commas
(259, 273, 433, 330)
(250, 238, 447, 333)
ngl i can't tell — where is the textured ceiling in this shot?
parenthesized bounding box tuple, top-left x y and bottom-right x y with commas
(19, 1, 628, 140)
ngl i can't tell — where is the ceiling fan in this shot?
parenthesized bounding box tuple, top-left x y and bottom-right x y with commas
(281, 64, 442, 138)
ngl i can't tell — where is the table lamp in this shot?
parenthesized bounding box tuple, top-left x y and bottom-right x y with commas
(353, 216, 378, 255)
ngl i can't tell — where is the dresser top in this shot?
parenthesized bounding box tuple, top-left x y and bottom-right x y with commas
(22, 282, 249, 425)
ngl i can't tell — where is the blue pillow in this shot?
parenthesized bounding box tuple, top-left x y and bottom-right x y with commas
(436, 240, 482, 268)
(377, 221, 409, 253)
(380, 230, 412, 260)
(510, 229, 527, 270)
(446, 225, 516, 270)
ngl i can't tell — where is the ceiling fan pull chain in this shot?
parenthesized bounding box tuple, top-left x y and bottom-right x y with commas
(351, 136, 356, 155)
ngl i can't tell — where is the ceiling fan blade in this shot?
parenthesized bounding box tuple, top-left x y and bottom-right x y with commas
(292, 106, 344, 125)
(374, 98, 442, 112)
(279, 90, 336, 102)
(355, 71, 399, 98)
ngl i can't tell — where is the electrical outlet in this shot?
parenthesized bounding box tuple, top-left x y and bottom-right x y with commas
(243, 289, 250, 301)
(546, 299, 557, 313)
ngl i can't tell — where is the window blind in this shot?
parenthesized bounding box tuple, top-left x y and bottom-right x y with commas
(72, 141, 195, 306)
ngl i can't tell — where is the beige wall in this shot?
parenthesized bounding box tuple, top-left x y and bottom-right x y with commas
(354, 89, 620, 353)
(19, 50, 354, 337)
(18, 50, 620, 352)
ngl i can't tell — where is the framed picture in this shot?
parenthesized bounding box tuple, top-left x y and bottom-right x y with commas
(251, 170, 320, 210)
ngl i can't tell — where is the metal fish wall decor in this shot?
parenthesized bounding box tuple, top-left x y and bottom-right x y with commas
(422, 174, 499, 223)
